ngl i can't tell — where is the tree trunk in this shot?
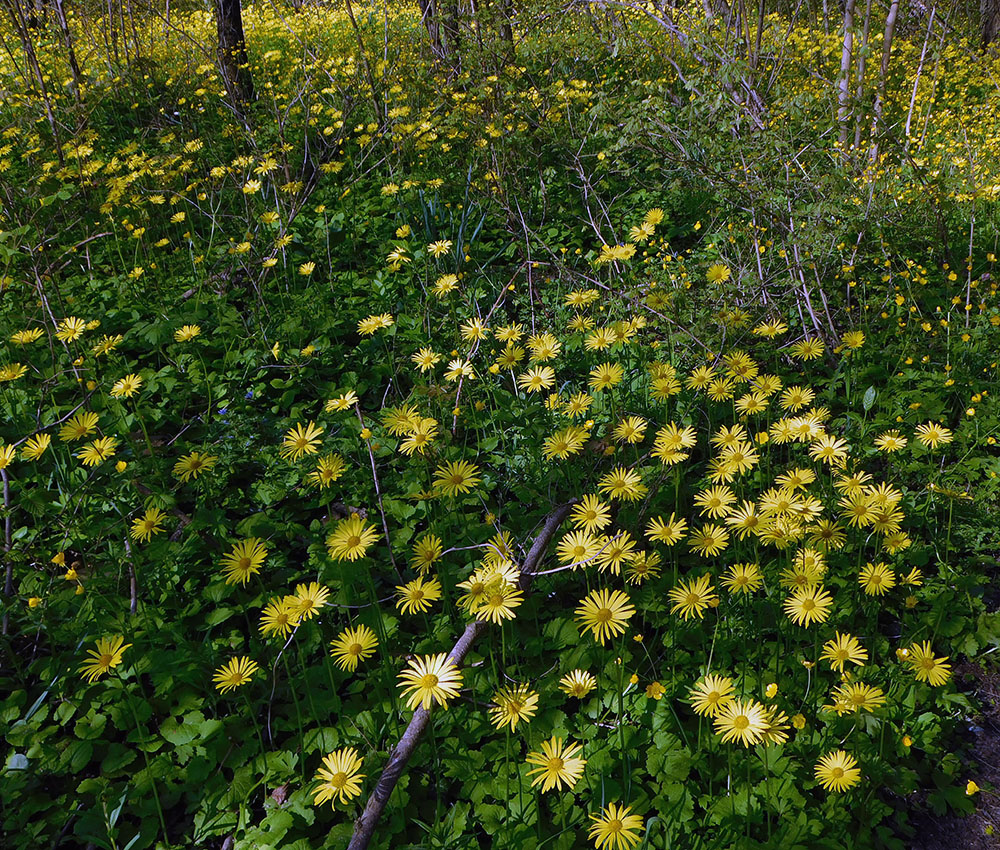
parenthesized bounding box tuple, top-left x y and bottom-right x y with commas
(752, 0, 765, 67)
(0, 0, 64, 162)
(418, 0, 445, 59)
(418, 0, 461, 70)
(985, 0, 1000, 47)
(343, 0, 384, 124)
(440, 0, 461, 68)
(851, 0, 872, 150)
(214, 0, 254, 107)
(836, 0, 856, 150)
(498, 0, 514, 52)
(52, 0, 82, 103)
(869, 0, 899, 161)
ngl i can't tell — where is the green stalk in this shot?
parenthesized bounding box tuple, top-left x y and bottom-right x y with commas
(282, 654, 307, 781)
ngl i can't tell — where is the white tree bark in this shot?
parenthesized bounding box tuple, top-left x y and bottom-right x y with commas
(837, 0, 857, 149)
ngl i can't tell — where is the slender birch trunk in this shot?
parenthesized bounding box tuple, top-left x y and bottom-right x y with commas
(869, 0, 900, 162)
(837, 0, 857, 150)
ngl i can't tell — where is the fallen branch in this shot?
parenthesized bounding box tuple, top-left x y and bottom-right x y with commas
(346, 500, 576, 850)
(122, 535, 139, 616)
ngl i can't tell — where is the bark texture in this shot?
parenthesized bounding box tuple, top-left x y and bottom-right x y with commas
(985, 0, 1000, 47)
(214, 0, 254, 106)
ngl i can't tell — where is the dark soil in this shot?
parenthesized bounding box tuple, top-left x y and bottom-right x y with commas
(906, 662, 1000, 849)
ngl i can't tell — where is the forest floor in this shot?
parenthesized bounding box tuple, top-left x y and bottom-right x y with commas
(910, 663, 1000, 849)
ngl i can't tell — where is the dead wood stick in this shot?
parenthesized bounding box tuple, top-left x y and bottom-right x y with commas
(346, 500, 576, 850)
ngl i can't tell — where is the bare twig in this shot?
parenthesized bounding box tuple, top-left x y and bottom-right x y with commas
(354, 405, 400, 577)
(11, 393, 96, 447)
(904, 4, 936, 145)
(122, 535, 138, 615)
(1, 469, 12, 635)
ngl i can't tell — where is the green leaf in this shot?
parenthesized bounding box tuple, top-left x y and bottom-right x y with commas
(74, 711, 107, 740)
(101, 744, 137, 774)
